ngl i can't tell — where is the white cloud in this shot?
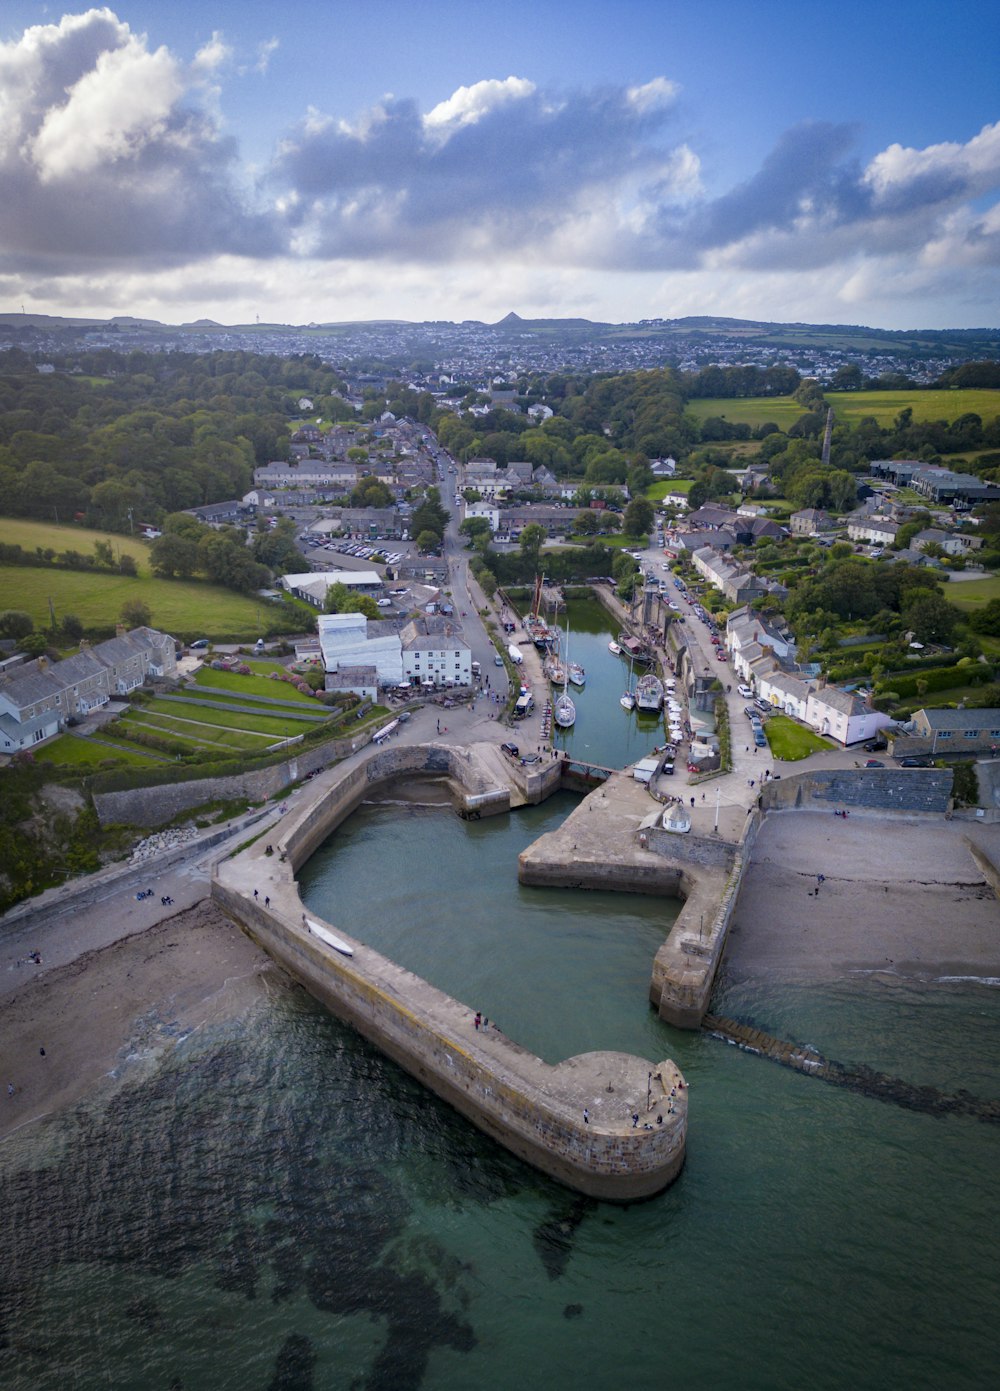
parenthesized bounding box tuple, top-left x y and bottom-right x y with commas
(626, 76, 679, 115)
(255, 37, 279, 75)
(423, 76, 535, 136)
(29, 35, 184, 181)
(192, 32, 231, 77)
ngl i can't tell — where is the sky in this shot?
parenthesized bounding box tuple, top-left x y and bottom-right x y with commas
(1, 0, 999, 330)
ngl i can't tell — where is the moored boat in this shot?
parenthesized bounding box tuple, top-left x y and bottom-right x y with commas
(608, 641, 622, 655)
(568, 662, 586, 687)
(620, 690, 636, 710)
(635, 673, 664, 712)
(554, 690, 576, 727)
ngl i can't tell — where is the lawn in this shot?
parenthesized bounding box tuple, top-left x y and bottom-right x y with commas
(0, 565, 299, 639)
(764, 714, 834, 761)
(139, 698, 316, 738)
(942, 574, 1000, 611)
(191, 666, 320, 704)
(0, 518, 153, 573)
(121, 712, 276, 751)
(33, 733, 156, 767)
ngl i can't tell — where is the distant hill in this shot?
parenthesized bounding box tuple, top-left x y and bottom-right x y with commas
(1, 309, 996, 360)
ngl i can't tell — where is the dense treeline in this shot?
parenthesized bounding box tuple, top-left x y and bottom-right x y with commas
(0, 348, 348, 531)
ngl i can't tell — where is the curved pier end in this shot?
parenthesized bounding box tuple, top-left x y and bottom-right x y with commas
(211, 744, 686, 1201)
(517, 770, 738, 1029)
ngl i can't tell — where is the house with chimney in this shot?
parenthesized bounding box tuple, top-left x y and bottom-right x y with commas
(0, 627, 177, 754)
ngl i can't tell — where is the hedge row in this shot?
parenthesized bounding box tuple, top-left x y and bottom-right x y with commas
(877, 662, 994, 700)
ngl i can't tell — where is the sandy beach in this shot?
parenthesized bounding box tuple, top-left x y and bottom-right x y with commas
(728, 812, 1000, 982)
(1, 900, 272, 1144)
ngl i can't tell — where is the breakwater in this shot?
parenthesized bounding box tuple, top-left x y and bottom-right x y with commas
(212, 741, 687, 1200)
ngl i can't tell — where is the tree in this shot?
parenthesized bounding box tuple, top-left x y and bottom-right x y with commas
(459, 517, 492, 547)
(573, 509, 600, 535)
(901, 590, 959, 645)
(623, 496, 654, 538)
(518, 523, 546, 573)
(350, 475, 393, 509)
(120, 598, 152, 629)
(0, 609, 34, 640)
(150, 531, 199, 578)
(416, 530, 440, 554)
(60, 613, 84, 642)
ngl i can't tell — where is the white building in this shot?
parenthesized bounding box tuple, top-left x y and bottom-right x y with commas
(804, 686, 893, 746)
(317, 613, 403, 686)
(401, 619, 472, 688)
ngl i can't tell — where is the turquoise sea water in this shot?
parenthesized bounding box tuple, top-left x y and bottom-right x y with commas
(2, 802, 999, 1389)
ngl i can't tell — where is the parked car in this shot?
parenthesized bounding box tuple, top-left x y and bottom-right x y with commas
(899, 756, 931, 767)
(754, 698, 770, 712)
(864, 759, 885, 768)
(190, 639, 209, 649)
(501, 742, 519, 757)
(737, 684, 753, 699)
(863, 738, 887, 752)
(754, 731, 768, 748)
(494, 654, 504, 666)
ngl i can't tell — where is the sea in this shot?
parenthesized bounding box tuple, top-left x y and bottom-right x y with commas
(1, 603, 998, 1390)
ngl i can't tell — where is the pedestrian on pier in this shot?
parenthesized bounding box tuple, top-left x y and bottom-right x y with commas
(583, 1108, 590, 1124)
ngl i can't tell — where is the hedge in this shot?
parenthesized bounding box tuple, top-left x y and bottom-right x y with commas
(876, 662, 994, 700)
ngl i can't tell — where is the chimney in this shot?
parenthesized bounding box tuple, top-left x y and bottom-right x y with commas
(79, 638, 90, 650)
(37, 656, 48, 672)
(116, 623, 126, 638)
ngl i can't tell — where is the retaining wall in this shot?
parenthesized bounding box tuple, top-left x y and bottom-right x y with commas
(92, 727, 376, 828)
(759, 767, 953, 815)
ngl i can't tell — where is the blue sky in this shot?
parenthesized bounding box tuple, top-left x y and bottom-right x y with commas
(1, 1, 998, 328)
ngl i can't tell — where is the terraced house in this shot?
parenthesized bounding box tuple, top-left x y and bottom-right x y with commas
(0, 627, 176, 754)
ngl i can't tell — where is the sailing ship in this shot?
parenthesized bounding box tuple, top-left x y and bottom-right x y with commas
(553, 617, 576, 728)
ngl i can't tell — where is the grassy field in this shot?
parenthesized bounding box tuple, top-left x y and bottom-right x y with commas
(943, 574, 1000, 611)
(647, 479, 696, 501)
(0, 565, 297, 639)
(137, 697, 315, 738)
(684, 396, 806, 429)
(683, 388, 1000, 431)
(0, 518, 153, 573)
(826, 388, 1000, 426)
(764, 714, 834, 760)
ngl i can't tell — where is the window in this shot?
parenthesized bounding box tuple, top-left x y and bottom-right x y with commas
(937, 730, 952, 740)
(963, 730, 980, 739)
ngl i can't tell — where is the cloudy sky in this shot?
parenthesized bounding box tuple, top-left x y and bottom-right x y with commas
(1, 0, 999, 329)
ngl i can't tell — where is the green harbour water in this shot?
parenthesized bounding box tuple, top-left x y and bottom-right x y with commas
(2, 791, 999, 1390)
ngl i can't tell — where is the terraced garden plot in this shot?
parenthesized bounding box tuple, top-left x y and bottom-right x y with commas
(191, 668, 320, 703)
(33, 734, 157, 768)
(120, 712, 276, 751)
(138, 698, 308, 738)
(167, 691, 329, 722)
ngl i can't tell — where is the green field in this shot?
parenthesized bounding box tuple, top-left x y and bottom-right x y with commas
(684, 396, 806, 428)
(684, 388, 1000, 432)
(0, 565, 298, 639)
(0, 518, 153, 573)
(826, 388, 1000, 426)
(647, 479, 696, 501)
(943, 574, 1000, 611)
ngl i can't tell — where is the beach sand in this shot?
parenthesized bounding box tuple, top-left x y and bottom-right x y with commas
(1, 900, 272, 1143)
(727, 812, 1000, 982)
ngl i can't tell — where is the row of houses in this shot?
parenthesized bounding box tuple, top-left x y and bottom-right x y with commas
(0, 627, 177, 754)
(725, 608, 892, 745)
